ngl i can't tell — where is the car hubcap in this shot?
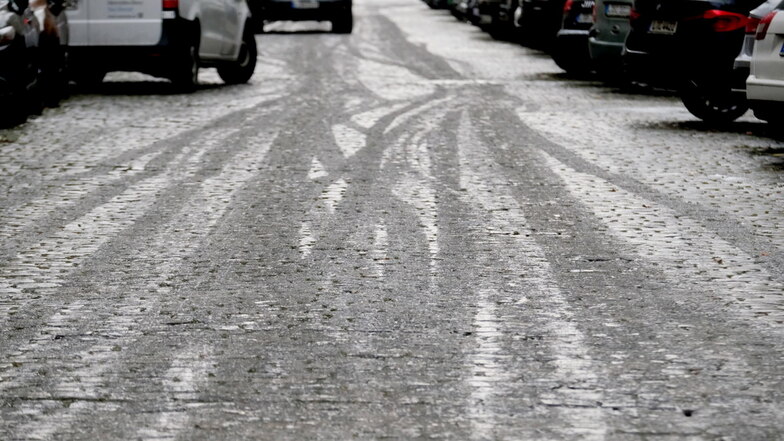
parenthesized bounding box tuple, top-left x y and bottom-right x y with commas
(190, 46, 199, 83)
(238, 41, 250, 68)
(513, 5, 523, 27)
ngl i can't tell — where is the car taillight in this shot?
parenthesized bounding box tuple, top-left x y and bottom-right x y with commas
(756, 10, 777, 40)
(629, 8, 641, 21)
(701, 9, 748, 32)
(745, 16, 760, 34)
(563, 0, 574, 13)
(163, 0, 178, 9)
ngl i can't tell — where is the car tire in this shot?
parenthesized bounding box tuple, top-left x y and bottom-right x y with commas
(332, 10, 353, 34)
(40, 36, 67, 107)
(218, 27, 257, 85)
(552, 40, 592, 76)
(512, 3, 533, 44)
(681, 78, 748, 124)
(25, 62, 45, 117)
(171, 33, 200, 92)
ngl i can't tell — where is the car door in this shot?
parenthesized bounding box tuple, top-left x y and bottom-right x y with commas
(198, 0, 226, 58)
(64, 0, 87, 45)
(219, 0, 243, 57)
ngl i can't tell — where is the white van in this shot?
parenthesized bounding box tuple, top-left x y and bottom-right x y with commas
(65, 0, 256, 89)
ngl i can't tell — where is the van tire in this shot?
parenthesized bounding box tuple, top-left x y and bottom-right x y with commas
(171, 35, 200, 92)
(218, 27, 257, 85)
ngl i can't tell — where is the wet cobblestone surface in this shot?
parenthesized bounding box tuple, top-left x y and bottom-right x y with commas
(0, 0, 783, 439)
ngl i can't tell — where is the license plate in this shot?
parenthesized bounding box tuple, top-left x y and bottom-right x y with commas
(649, 20, 677, 35)
(605, 4, 631, 17)
(576, 13, 593, 23)
(292, 0, 318, 8)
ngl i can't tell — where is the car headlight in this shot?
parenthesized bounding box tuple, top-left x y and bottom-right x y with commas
(0, 25, 16, 46)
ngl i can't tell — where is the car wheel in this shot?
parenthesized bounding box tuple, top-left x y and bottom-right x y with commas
(25, 62, 45, 116)
(218, 27, 257, 85)
(40, 35, 67, 107)
(332, 10, 353, 34)
(551, 39, 592, 76)
(512, 3, 532, 43)
(171, 34, 200, 92)
(681, 78, 748, 124)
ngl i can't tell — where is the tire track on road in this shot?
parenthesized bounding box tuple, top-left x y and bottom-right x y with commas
(2, 129, 279, 440)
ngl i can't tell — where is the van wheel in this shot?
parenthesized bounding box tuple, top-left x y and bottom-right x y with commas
(218, 28, 257, 85)
(332, 11, 353, 34)
(172, 36, 200, 92)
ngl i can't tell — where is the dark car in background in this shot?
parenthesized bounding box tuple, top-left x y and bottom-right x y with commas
(250, 0, 353, 33)
(552, 0, 595, 73)
(624, 0, 765, 122)
(474, 0, 508, 35)
(514, 0, 567, 47)
(0, 0, 68, 126)
(588, 0, 632, 77)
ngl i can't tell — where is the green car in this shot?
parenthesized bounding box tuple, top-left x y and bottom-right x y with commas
(587, 0, 632, 76)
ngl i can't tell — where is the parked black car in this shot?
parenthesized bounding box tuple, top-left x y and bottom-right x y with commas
(0, 0, 67, 127)
(514, 0, 567, 47)
(552, 0, 596, 74)
(624, 0, 765, 122)
(249, 0, 353, 33)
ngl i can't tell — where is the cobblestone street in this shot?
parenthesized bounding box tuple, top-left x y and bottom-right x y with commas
(1, 0, 783, 439)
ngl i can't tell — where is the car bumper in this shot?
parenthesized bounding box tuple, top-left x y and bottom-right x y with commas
(588, 36, 623, 66)
(747, 75, 784, 102)
(257, 0, 351, 21)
